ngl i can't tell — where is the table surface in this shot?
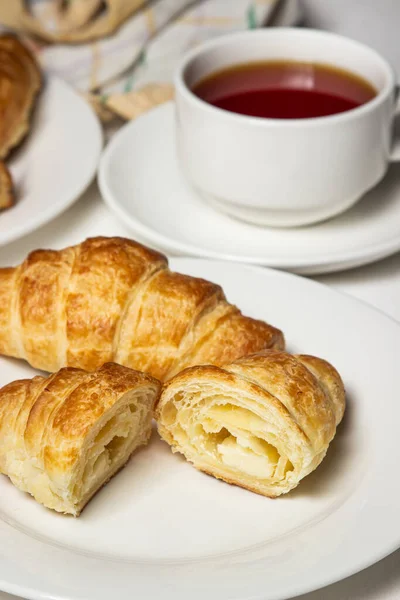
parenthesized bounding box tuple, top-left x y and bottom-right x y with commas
(0, 184, 399, 600)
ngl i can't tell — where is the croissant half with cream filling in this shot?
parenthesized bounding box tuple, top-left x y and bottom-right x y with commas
(0, 362, 160, 515)
(0, 236, 284, 380)
(156, 350, 345, 497)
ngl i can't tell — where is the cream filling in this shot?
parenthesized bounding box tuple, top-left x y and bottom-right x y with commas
(80, 403, 140, 497)
(218, 435, 278, 478)
(172, 401, 293, 482)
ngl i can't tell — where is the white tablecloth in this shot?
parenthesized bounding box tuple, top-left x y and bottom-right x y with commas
(0, 184, 399, 600)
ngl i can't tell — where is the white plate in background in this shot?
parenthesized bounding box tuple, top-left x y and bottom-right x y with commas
(99, 102, 400, 275)
(0, 77, 102, 247)
(0, 258, 400, 600)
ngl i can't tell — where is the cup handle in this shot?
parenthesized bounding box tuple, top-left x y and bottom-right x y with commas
(390, 85, 400, 161)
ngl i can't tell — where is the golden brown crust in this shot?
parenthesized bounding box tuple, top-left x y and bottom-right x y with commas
(0, 35, 41, 160)
(116, 269, 226, 380)
(156, 350, 345, 498)
(65, 237, 166, 370)
(295, 354, 346, 425)
(0, 362, 161, 515)
(226, 351, 338, 452)
(18, 248, 75, 372)
(0, 266, 20, 357)
(0, 236, 284, 380)
(180, 312, 285, 374)
(0, 35, 40, 75)
(0, 161, 14, 209)
(43, 363, 156, 476)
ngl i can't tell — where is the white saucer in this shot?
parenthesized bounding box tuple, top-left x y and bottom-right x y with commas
(99, 102, 400, 275)
(0, 77, 102, 247)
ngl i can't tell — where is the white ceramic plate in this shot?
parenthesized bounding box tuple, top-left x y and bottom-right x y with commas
(1, 258, 400, 600)
(0, 77, 102, 247)
(99, 102, 400, 275)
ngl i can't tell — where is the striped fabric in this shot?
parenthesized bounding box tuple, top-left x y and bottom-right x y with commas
(26, 0, 279, 93)
(0, 0, 298, 121)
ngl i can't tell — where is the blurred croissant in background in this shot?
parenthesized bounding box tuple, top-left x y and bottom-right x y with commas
(0, 34, 41, 210)
(0, 0, 146, 43)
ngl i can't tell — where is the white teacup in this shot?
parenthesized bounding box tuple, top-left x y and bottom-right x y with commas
(175, 28, 398, 227)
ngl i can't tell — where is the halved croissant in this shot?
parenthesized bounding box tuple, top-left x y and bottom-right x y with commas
(0, 362, 160, 516)
(0, 236, 284, 380)
(156, 350, 345, 497)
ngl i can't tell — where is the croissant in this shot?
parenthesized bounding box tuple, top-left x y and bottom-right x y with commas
(156, 350, 345, 497)
(0, 236, 284, 380)
(0, 362, 160, 516)
(0, 161, 14, 209)
(0, 35, 41, 159)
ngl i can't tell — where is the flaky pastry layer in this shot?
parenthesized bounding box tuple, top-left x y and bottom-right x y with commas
(0, 362, 160, 515)
(156, 350, 345, 497)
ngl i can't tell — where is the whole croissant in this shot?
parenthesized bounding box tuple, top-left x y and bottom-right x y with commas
(0, 237, 284, 380)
